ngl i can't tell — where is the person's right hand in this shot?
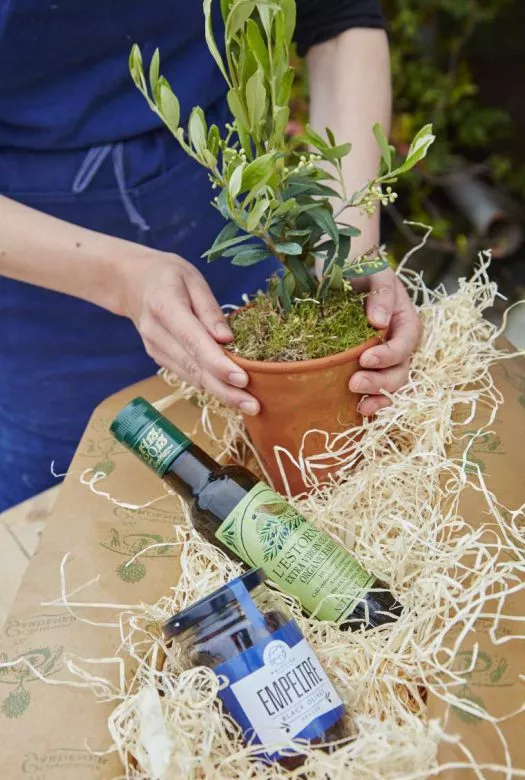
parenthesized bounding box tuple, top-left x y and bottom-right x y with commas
(0, 197, 256, 415)
(0, 197, 258, 413)
(121, 251, 260, 415)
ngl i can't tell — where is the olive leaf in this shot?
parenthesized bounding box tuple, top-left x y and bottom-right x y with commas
(285, 255, 315, 292)
(271, 198, 297, 219)
(229, 162, 246, 199)
(207, 124, 221, 157)
(222, 242, 259, 256)
(226, 0, 256, 38)
(204, 0, 231, 86)
(204, 235, 252, 260)
(281, 0, 296, 44)
(246, 69, 267, 130)
(337, 224, 362, 238)
(278, 270, 295, 313)
(215, 189, 231, 220)
(277, 68, 295, 106)
(227, 89, 250, 132)
(247, 198, 270, 231)
(322, 143, 352, 161)
(272, 105, 290, 140)
(246, 19, 270, 75)
(373, 122, 392, 172)
(389, 124, 436, 177)
(274, 242, 302, 255)
(304, 123, 329, 152)
(149, 48, 160, 97)
(158, 81, 180, 132)
(329, 264, 344, 290)
(283, 176, 340, 200)
(307, 206, 339, 247)
(231, 247, 271, 266)
(211, 221, 239, 249)
(220, 0, 234, 19)
(188, 107, 207, 155)
(343, 257, 389, 279)
(326, 127, 337, 146)
(241, 154, 275, 191)
(257, 2, 273, 38)
(129, 44, 144, 90)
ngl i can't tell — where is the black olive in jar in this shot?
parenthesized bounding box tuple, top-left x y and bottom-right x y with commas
(163, 569, 350, 769)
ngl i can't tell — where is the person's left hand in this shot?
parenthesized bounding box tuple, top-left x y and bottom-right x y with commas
(349, 267, 422, 416)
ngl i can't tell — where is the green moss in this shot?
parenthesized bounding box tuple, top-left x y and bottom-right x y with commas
(228, 287, 378, 362)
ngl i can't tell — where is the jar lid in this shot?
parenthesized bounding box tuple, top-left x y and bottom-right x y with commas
(163, 569, 267, 638)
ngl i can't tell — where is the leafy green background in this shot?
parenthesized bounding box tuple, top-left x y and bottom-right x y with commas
(288, 0, 525, 290)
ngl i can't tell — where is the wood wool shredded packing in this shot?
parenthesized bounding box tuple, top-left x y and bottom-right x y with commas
(38, 254, 525, 778)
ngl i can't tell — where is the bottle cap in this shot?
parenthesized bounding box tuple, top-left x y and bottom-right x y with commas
(110, 396, 191, 476)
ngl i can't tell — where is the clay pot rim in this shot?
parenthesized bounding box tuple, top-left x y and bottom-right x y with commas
(227, 331, 383, 375)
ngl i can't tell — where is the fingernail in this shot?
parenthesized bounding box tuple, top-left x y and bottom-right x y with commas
(216, 323, 233, 340)
(372, 307, 389, 328)
(357, 396, 369, 415)
(239, 400, 259, 416)
(361, 352, 380, 368)
(351, 376, 371, 393)
(229, 371, 248, 388)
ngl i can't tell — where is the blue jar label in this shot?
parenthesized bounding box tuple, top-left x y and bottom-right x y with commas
(215, 620, 344, 760)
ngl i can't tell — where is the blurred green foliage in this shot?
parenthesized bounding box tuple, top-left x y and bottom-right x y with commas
(387, 0, 512, 172)
(289, 0, 524, 261)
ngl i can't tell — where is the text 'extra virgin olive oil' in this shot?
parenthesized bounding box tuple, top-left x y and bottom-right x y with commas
(110, 397, 402, 629)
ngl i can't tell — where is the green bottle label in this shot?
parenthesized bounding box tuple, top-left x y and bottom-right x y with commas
(215, 482, 375, 622)
(134, 420, 190, 476)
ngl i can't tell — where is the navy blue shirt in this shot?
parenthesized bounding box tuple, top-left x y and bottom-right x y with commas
(0, 0, 384, 509)
(0, 1, 227, 149)
(0, 0, 384, 150)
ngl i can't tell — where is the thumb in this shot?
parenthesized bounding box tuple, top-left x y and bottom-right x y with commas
(365, 269, 396, 330)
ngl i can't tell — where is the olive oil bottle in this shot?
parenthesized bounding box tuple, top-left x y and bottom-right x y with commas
(110, 397, 402, 629)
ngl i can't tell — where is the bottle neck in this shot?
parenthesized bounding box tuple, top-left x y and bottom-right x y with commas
(163, 443, 218, 500)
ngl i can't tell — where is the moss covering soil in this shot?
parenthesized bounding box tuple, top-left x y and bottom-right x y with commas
(227, 287, 378, 362)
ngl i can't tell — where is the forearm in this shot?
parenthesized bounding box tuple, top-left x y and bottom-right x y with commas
(0, 195, 149, 315)
(307, 27, 391, 257)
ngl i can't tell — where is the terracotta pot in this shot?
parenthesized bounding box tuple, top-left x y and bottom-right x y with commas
(229, 332, 382, 496)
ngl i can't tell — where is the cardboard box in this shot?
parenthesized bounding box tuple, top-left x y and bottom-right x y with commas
(1, 356, 524, 778)
(428, 358, 525, 777)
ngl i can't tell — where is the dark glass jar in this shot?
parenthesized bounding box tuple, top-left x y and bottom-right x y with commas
(163, 569, 349, 768)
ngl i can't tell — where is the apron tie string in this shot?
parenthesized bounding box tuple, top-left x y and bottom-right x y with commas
(72, 143, 150, 233)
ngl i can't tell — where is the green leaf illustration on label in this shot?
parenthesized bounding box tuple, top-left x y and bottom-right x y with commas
(217, 516, 241, 556)
(257, 502, 305, 562)
(216, 483, 375, 622)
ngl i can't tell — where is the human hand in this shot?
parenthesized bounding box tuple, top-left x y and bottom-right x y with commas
(121, 251, 260, 415)
(349, 268, 422, 416)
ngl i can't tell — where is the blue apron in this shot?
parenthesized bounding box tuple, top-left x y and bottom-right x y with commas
(0, 2, 279, 509)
